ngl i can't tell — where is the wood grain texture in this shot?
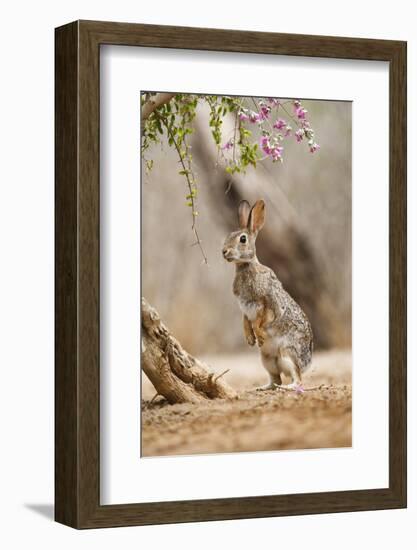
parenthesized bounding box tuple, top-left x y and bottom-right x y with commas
(388, 41, 407, 503)
(55, 21, 79, 527)
(55, 20, 407, 529)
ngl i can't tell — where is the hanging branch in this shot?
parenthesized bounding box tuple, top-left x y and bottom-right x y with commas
(141, 94, 321, 264)
(155, 111, 208, 264)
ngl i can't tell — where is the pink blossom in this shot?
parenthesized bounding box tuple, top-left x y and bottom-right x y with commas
(273, 118, 287, 130)
(221, 139, 234, 151)
(295, 106, 308, 120)
(267, 98, 281, 106)
(295, 129, 304, 143)
(293, 99, 301, 108)
(294, 384, 305, 394)
(238, 111, 249, 122)
(249, 111, 261, 123)
(260, 135, 283, 161)
(284, 125, 292, 137)
(270, 146, 283, 161)
(260, 135, 271, 152)
(259, 105, 271, 120)
(248, 105, 270, 123)
(309, 142, 320, 153)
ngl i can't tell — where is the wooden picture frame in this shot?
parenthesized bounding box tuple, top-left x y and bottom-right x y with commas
(55, 20, 407, 528)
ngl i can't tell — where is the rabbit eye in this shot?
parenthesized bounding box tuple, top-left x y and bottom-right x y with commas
(240, 234, 247, 244)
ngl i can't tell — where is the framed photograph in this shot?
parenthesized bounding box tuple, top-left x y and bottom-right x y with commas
(55, 20, 406, 528)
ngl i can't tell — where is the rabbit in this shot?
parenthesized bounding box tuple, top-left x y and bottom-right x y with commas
(222, 199, 313, 390)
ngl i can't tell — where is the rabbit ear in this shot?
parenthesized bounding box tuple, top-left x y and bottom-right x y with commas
(248, 200, 266, 235)
(238, 200, 251, 229)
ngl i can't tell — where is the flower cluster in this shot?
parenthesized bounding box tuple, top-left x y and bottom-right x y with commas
(294, 100, 308, 120)
(273, 118, 292, 136)
(260, 135, 284, 162)
(142, 93, 322, 264)
(292, 100, 320, 153)
(238, 107, 270, 123)
(227, 98, 320, 163)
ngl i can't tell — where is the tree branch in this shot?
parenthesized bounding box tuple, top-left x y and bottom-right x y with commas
(141, 92, 176, 123)
(141, 298, 238, 403)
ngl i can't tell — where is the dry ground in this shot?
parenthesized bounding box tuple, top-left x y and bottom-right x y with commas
(141, 349, 351, 457)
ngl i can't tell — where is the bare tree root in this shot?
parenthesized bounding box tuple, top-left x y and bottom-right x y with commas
(141, 298, 238, 404)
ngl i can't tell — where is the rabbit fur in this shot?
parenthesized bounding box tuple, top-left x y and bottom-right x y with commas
(222, 199, 313, 390)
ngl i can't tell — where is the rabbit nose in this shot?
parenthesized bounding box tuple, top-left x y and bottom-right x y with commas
(222, 248, 228, 257)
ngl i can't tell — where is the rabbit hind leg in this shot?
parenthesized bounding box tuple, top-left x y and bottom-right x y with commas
(256, 352, 282, 390)
(276, 352, 302, 388)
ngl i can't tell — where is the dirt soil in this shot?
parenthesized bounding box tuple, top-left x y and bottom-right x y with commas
(141, 349, 352, 457)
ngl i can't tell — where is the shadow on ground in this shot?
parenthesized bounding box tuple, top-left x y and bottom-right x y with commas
(24, 503, 54, 521)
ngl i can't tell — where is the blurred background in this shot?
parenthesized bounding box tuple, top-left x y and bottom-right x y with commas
(142, 96, 351, 356)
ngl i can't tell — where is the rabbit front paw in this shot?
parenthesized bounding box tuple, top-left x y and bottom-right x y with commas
(256, 333, 265, 347)
(252, 322, 267, 347)
(246, 333, 256, 346)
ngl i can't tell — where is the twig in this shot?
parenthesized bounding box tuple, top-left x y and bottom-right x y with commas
(302, 384, 333, 392)
(214, 369, 230, 382)
(274, 383, 332, 393)
(225, 179, 233, 194)
(145, 392, 162, 408)
(278, 101, 302, 128)
(232, 111, 238, 165)
(273, 385, 298, 393)
(155, 112, 208, 265)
